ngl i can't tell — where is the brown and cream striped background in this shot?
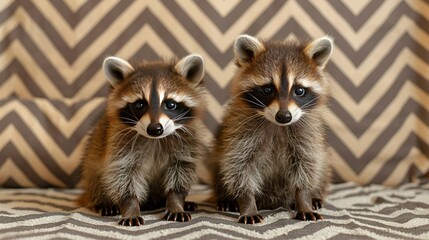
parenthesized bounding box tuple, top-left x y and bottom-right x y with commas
(1, 0, 428, 188)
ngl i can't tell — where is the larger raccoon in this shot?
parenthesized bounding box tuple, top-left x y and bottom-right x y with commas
(211, 35, 333, 224)
(78, 54, 206, 226)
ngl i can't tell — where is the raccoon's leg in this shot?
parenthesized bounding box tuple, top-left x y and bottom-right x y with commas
(294, 189, 323, 221)
(163, 190, 192, 222)
(95, 204, 121, 216)
(118, 196, 144, 226)
(290, 198, 323, 211)
(163, 159, 196, 222)
(236, 193, 264, 224)
(184, 201, 198, 211)
(217, 199, 239, 212)
(213, 172, 239, 212)
(312, 198, 323, 210)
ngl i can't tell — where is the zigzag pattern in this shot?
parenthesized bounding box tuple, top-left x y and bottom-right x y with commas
(0, 0, 428, 186)
(0, 98, 105, 187)
(1, 183, 428, 239)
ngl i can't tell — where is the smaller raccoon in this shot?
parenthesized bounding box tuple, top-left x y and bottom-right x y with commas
(211, 35, 333, 224)
(78, 54, 206, 226)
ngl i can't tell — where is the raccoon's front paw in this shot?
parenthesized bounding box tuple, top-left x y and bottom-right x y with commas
(217, 201, 239, 212)
(184, 201, 197, 211)
(312, 198, 323, 210)
(237, 214, 264, 224)
(164, 211, 192, 222)
(97, 205, 120, 216)
(118, 216, 144, 226)
(294, 211, 324, 221)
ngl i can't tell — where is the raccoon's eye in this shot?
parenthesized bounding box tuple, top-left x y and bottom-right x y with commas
(134, 100, 145, 110)
(261, 85, 274, 96)
(165, 100, 177, 110)
(294, 87, 306, 97)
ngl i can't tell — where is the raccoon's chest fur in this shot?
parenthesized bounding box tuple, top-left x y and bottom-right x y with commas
(119, 139, 169, 181)
(256, 125, 321, 209)
(104, 136, 169, 186)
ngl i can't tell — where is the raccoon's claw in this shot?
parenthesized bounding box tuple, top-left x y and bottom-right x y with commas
(237, 214, 264, 224)
(98, 205, 120, 216)
(294, 211, 324, 221)
(217, 201, 239, 212)
(118, 216, 144, 226)
(184, 201, 197, 211)
(164, 211, 191, 222)
(312, 198, 323, 210)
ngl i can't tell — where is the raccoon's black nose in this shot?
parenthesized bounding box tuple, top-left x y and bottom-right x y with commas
(147, 123, 164, 136)
(275, 110, 292, 124)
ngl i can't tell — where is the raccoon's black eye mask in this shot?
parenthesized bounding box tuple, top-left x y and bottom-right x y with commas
(163, 99, 193, 123)
(119, 99, 148, 125)
(243, 84, 277, 109)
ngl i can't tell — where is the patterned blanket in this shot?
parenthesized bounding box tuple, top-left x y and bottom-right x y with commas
(1, 183, 429, 240)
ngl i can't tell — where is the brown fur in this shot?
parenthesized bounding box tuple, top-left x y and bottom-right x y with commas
(211, 35, 333, 224)
(78, 55, 206, 226)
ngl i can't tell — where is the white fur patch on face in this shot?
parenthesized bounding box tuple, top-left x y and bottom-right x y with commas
(261, 101, 279, 125)
(134, 114, 151, 138)
(159, 114, 177, 137)
(288, 73, 295, 92)
(288, 102, 303, 124)
(261, 101, 303, 126)
(134, 114, 177, 139)
(158, 90, 165, 106)
(167, 93, 197, 107)
(297, 78, 322, 93)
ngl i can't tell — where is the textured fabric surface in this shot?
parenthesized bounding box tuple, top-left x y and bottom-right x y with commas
(1, 0, 429, 187)
(1, 183, 429, 239)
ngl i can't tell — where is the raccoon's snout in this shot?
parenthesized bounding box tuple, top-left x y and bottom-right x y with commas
(147, 123, 164, 137)
(275, 110, 292, 124)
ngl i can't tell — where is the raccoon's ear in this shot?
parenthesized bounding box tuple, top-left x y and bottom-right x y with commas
(305, 36, 334, 69)
(234, 34, 265, 65)
(175, 54, 204, 85)
(103, 57, 135, 87)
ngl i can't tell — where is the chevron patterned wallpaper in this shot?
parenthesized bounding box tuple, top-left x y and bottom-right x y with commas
(1, 0, 428, 188)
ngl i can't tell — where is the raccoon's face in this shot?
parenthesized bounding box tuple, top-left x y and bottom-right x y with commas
(233, 35, 333, 126)
(103, 54, 205, 139)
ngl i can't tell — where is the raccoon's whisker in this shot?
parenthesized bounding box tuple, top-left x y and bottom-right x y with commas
(253, 118, 268, 136)
(173, 109, 191, 121)
(108, 128, 135, 150)
(248, 93, 267, 107)
(228, 90, 248, 102)
(127, 108, 149, 134)
(240, 98, 266, 109)
(296, 117, 323, 136)
(300, 96, 320, 109)
(113, 131, 140, 159)
(129, 108, 141, 124)
(129, 132, 140, 154)
(301, 110, 327, 120)
(120, 116, 137, 123)
(227, 114, 264, 135)
(91, 129, 133, 151)
(241, 93, 268, 110)
(120, 116, 146, 130)
(175, 116, 197, 121)
(180, 126, 197, 139)
(248, 93, 276, 117)
(173, 131, 190, 147)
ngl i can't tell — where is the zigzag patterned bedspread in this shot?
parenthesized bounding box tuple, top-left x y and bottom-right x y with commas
(1, 183, 428, 239)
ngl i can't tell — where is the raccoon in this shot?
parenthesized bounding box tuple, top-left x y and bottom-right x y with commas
(211, 35, 333, 224)
(78, 54, 206, 226)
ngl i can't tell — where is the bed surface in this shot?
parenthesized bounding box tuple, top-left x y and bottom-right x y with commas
(1, 182, 428, 240)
